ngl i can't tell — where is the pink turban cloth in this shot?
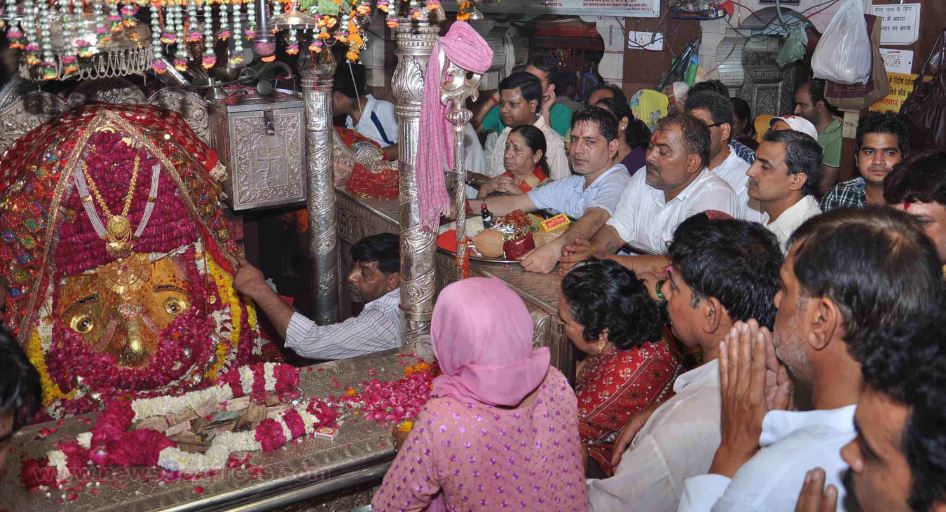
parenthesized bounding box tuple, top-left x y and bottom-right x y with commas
(416, 21, 493, 231)
(430, 277, 550, 407)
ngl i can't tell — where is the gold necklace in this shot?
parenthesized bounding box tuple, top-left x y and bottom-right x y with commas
(81, 154, 140, 257)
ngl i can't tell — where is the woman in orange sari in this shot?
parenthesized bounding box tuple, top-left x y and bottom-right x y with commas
(560, 259, 683, 476)
(477, 124, 550, 198)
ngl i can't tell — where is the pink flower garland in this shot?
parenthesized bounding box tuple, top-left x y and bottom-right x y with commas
(20, 363, 322, 489)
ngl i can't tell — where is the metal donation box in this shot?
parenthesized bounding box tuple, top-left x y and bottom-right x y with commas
(209, 90, 306, 211)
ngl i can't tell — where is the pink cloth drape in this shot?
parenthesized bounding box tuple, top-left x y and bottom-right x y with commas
(416, 22, 493, 230)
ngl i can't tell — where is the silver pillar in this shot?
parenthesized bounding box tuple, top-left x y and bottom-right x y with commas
(301, 50, 339, 325)
(393, 18, 441, 357)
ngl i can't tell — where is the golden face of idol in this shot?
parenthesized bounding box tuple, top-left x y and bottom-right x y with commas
(55, 254, 193, 367)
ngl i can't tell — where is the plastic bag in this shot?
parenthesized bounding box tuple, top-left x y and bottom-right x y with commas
(811, 0, 871, 85)
(776, 26, 807, 68)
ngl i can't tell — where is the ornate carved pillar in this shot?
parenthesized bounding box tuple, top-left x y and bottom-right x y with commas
(393, 18, 441, 357)
(301, 50, 339, 325)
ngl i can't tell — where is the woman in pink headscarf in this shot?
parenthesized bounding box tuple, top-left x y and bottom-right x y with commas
(372, 278, 587, 512)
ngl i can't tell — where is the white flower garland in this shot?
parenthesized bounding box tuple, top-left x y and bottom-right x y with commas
(130, 362, 285, 422)
(156, 399, 329, 474)
(38, 363, 311, 484)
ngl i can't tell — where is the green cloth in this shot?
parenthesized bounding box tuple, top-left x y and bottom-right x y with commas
(481, 103, 572, 137)
(819, 118, 842, 168)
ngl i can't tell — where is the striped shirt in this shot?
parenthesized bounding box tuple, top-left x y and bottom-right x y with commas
(285, 288, 401, 360)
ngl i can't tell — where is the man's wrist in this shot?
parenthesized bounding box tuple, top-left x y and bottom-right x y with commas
(709, 444, 757, 478)
(245, 282, 277, 303)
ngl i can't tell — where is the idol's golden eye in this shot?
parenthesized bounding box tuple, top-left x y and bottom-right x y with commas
(70, 315, 94, 334)
(164, 297, 189, 315)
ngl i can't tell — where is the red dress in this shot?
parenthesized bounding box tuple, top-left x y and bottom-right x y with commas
(576, 341, 682, 475)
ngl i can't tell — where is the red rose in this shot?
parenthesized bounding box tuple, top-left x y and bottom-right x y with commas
(254, 418, 286, 452)
(119, 429, 175, 466)
(274, 364, 299, 395)
(281, 409, 306, 439)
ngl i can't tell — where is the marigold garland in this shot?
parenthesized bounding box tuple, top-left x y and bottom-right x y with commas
(27, 328, 74, 406)
(206, 254, 241, 381)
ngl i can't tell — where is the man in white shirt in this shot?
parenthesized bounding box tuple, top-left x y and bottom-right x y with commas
(487, 72, 570, 180)
(684, 91, 762, 221)
(560, 112, 737, 276)
(233, 233, 401, 360)
(797, 317, 946, 512)
(678, 207, 946, 512)
(588, 214, 783, 512)
(747, 129, 823, 252)
(473, 107, 629, 273)
(333, 64, 400, 161)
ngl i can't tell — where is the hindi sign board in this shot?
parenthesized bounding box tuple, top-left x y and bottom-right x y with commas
(870, 73, 917, 113)
(870, 3, 921, 46)
(534, 0, 660, 17)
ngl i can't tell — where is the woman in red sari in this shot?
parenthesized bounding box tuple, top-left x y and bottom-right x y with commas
(560, 259, 683, 476)
(477, 124, 550, 197)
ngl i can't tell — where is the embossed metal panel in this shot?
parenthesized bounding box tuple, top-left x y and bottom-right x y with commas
(210, 94, 306, 211)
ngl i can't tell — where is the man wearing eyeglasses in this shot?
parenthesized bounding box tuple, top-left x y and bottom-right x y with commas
(685, 91, 762, 222)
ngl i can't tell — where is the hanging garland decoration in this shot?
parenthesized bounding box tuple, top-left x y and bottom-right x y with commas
(201, 0, 216, 69)
(150, 2, 167, 73)
(230, 0, 243, 64)
(173, 2, 188, 71)
(1, 0, 454, 80)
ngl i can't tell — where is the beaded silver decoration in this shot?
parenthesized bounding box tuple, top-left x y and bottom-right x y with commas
(201, 0, 215, 68)
(174, 2, 187, 70)
(150, 2, 167, 73)
(230, 0, 242, 64)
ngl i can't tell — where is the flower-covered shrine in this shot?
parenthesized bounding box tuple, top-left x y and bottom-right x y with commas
(0, 0, 574, 508)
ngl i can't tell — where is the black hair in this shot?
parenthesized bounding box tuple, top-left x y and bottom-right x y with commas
(690, 79, 730, 97)
(594, 96, 646, 149)
(499, 71, 544, 111)
(788, 207, 944, 361)
(855, 111, 911, 156)
(805, 78, 840, 115)
(572, 106, 619, 142)
(561, 259, 663, 349)
(585, 84, 628, 105)
(730, 97, 755, 138)
(626, 118, 651, 151)
(858, 315, 946, 512)
(884, 149, 946, 206)
(0, 332, 40, 431)
(762, 129, 823, 196)
(508, 124, 550, 176)
(350, 233, 400, 274)
(527, 54, 560, 91)
(655, 112, 711, 169)
(684, 90, 736, 129)
(668, 213, 783, 329)
(333, 62, 366, 99)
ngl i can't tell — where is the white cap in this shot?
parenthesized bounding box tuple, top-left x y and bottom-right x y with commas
(769, 115, 819, 141)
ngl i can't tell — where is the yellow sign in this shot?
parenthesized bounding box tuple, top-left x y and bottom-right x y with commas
(870, 73, 918, 113)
